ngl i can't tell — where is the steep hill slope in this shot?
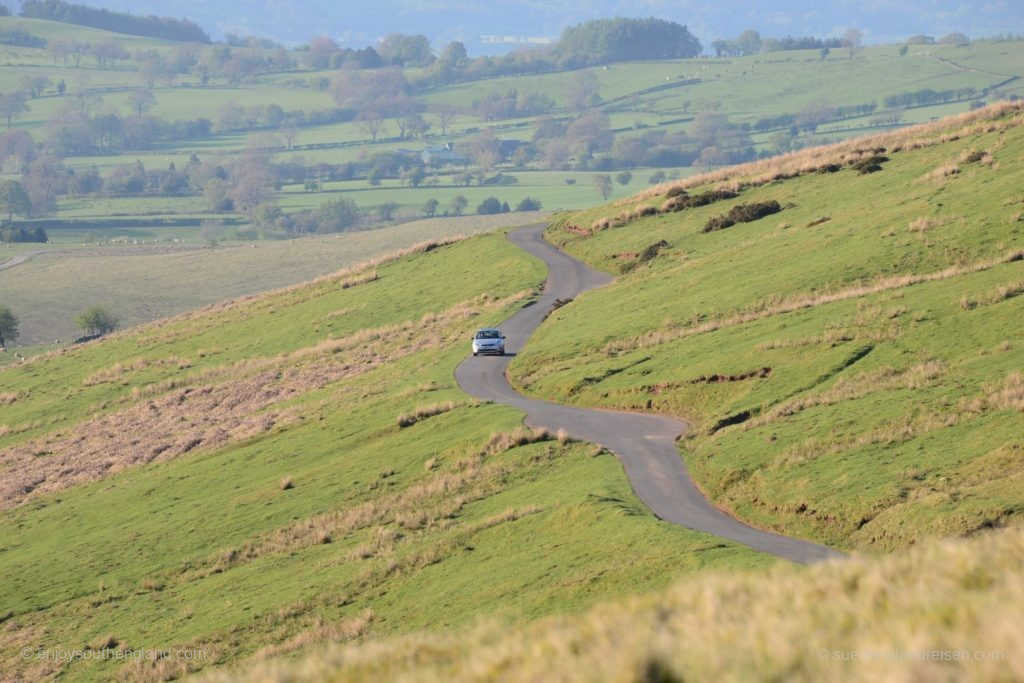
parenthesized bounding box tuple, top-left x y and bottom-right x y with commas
(509, 103, 1024, 552)
(0, 230, 769, 681)
(212, 102, 1024, 683)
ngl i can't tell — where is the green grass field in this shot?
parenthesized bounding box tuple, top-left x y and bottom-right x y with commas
(276, 169, 685, 213)
(0, 228, 769, 681)
(508, 103, 1024, 553)
(1, 16, 1022, 675)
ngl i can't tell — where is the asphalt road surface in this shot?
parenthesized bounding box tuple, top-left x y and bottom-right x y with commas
(455, 224, 844, 564)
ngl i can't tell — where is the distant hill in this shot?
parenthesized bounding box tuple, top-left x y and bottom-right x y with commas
(45, 0, 1024, 53)
(19, 0, 210, 42)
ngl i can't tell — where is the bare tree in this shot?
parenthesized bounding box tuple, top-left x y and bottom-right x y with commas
(388, 95, 423, 140)
(126, 88, 156, 118)
(431, 104, 457, 137)
(0, 93, 29, 129)
(567, 71, 601, 116)
(468, 129, 500, 170)
(307, 35, 338, 69)
(843, 29, 864, 59)
(283, 126, 299, 150)
(359, 107, 386, 142)
(592, 173, 613, 200)
(19, 76, 51, 99)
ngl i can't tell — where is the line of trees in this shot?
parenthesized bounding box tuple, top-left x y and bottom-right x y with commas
(884, 87, 979, 109)
(0, 27, 46, 47)
(712, 30, 842, 57)
(0, 225, 48, 242)
(302, 18, 702, 92)
(20, 0, 210, 43)
(905, 33, 971, 46)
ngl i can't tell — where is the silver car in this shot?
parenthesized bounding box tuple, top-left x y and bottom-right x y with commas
(472, 328, 506, 356)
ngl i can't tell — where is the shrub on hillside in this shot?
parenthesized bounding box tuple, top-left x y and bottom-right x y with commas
(849, 155, 890, 174)
(76, 305, 119, 337)
(620, 240, 669, 273)
(703, 200, 782, 233)
(703, 214, 736, 232)
(663, 189, 738, 213)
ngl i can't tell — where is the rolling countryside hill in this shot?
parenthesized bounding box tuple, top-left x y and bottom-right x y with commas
(1, 6, 1023, 679)
(211, 102, 1024, 683)
(0, 229, 770, 681)
(1, 103, 1021, 681)
(510, 103, 1024, 552)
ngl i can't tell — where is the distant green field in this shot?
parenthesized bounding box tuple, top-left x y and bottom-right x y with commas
(510, 104, 1024, 554)
(0, 212, 551, 346)
(276, 169, 693, 214)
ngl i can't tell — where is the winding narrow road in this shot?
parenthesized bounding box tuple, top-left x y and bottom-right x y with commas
(455, 224, 843, 564)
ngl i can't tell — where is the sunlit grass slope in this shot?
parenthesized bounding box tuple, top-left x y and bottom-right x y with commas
(509, 103, 1024, 552)
(0, 230, 769, 681)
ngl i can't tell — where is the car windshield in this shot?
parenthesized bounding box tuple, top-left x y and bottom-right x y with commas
(476, 330, 501, 339)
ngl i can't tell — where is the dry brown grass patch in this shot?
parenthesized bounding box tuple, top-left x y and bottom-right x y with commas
(757, 330, 854, 350)
(115, 638, 221, 682)
(920, 163, 960, 183)
(986, 373, 1024, 413)
(338, 270, 379, 289)
(477, 427, 551, 457)
(908, 217, 936, 233)
(248, 610, 374, 662)
(0, 291, 523, 510)
(396, 400, 469, 428)
(82, 356, 192, 387)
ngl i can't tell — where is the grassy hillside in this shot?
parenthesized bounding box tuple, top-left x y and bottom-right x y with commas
(209, 524, 1024, 682)
(0, 230, 769, 681)
(509, 103, 1024, 552)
